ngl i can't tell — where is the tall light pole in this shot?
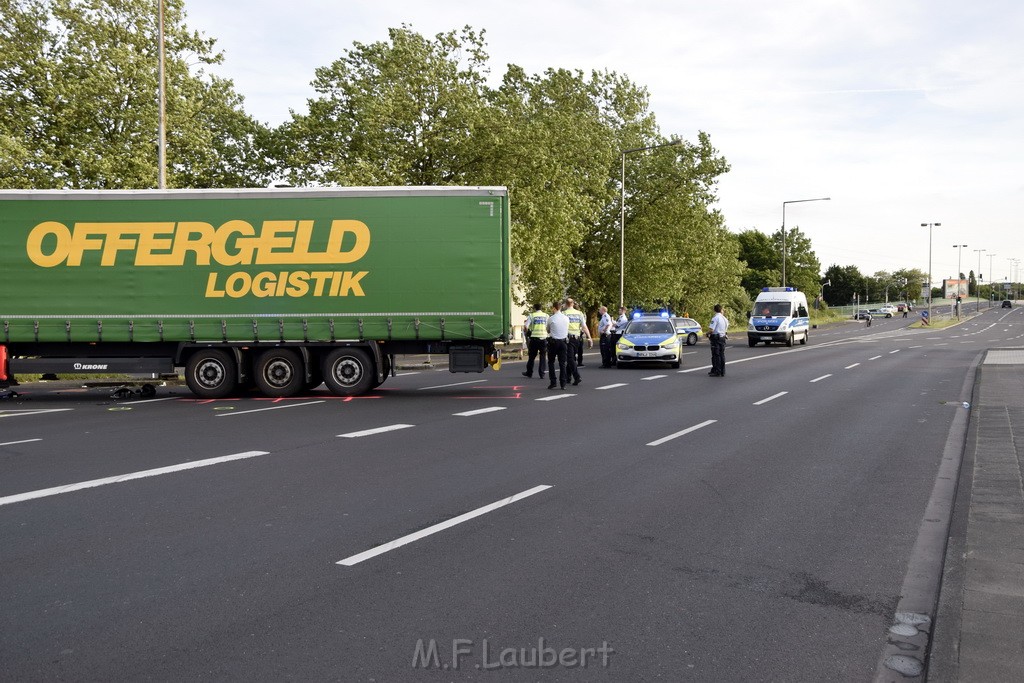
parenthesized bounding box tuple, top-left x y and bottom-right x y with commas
(973, 248, 985, 311)
(157, 0, 167, 189)
(922, 222, 940, 323)
(620, 139, 682, 308)
(1013, 258, 1022, 302)
(782, 197, 830, 287)
(987, 253, 997, 307)
(953, 243, 967, 319)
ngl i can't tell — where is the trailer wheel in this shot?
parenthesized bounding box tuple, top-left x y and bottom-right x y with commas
(185, 349, 237, 399)
(254, 348, 305, 397)
(322, 347, 374, 396)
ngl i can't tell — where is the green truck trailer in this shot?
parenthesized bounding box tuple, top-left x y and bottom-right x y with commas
(0, 187, 512, 398)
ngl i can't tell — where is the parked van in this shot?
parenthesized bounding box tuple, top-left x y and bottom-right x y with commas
(747, 287, 810, 347)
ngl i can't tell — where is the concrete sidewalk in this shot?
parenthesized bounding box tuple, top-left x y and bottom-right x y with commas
(931, 349, 1024, 681)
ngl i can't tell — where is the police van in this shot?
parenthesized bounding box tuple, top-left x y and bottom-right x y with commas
(747, 287, 810, 347)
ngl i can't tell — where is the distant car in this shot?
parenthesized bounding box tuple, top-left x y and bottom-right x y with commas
(896, 303, 907, 312)
(878, 305, 897, 316)
(863, 308, 893, 318)
(671, 317, 702, 345)
(616, 316, 682, 368)
(1003, 300, 1012, 309)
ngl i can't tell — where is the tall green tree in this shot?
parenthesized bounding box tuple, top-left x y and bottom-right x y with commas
(272, 26, 740, 310)
(735, 228, 781, 298)
(0, 0, 270, 189)
(822, 264, 865, 306)
(771, 226, 821, 296)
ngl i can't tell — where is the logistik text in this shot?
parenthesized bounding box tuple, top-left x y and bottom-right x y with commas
(25, 219, 370, 298)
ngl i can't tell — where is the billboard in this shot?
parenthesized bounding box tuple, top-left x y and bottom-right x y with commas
(943, 278, 968, 299)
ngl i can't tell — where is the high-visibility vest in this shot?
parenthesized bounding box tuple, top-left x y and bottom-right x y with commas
(527, 313, 549, 339)
(564, 307, 585, 335)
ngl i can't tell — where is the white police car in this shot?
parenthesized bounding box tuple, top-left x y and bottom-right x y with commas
(616, 315, 682, 368)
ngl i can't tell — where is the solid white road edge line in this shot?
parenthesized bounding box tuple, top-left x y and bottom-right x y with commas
(753, 391, 788, 406)
(454, 407, 507, 417)
(217, 400, 326, 416)
(0, 450, 271, 507)
(646, 419, 717, 447)
(338, 424, 415, 438)
(337, 484, 554, 566)
(0, 438, 43, 447)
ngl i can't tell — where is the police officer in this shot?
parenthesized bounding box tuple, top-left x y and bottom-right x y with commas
(546, 301, 570, 389)
(521, 303, 548, 379)
(597, 305, 614, 367)
(563, 298, 591, 385)
(611, 305, 629, 366)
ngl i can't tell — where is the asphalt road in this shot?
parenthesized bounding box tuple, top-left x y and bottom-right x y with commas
(2, 307, 1022, 681)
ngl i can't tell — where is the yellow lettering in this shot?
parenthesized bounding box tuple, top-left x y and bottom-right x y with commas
(320, 220, 370, 264)
(67, 224, 106, 266)
(26, 221, 72, 267)
(224, 272, 250, 298)
(205, 272, 225, 298)
(339, 271, 367, 296)
(253, 221, 298, 265)
(286, 271, 310, 297)
(251, 272, 276, 298)
(133, 223, 176, 265)
(211, 220, 255, 266)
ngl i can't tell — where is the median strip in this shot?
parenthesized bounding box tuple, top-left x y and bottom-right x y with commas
(0, 450, 271, 507)
(337, 484, 553, 566)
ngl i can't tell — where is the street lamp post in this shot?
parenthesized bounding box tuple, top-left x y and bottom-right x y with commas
(974, 248, 986, 312)
(782, 197, 830, 287)
(922, 222, 941, 324)
(953, 243, 967, 319)
(620, 139, 683, 308)
(987, 253, 997, 307)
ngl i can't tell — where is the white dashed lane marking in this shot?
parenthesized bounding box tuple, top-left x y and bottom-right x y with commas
(753, 392, 788, 406)
(337, 484, 553, 566)
(0, 450, 271, 507)
(810, 374, 832, 383)
(647, 420, 717, 446)
(338, 424, 415, 438)
(453, 407, 506, 417)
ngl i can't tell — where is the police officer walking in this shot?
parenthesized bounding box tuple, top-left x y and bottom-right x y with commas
(521, 303, 548, 379)
(597, 305, 614, 368)
(563, 298, 592, 384)
(546, 301, 570, 389)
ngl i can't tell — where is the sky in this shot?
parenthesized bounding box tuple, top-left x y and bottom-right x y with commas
(183, 0, 1024, 291)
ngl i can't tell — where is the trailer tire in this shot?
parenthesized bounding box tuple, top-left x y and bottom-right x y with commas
(254, 348, 305, 397)
(322, 347, 374, 397)
(185, 349, 237, 399)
